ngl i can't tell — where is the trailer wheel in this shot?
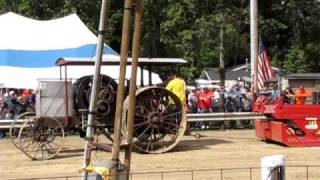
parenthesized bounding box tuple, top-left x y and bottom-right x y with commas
(9, 112, 36, 149)
(18, 116, 65, 160)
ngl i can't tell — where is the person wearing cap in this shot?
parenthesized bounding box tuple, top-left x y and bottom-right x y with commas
(295, 86, 311, 105)
(0, 97, 6, 138)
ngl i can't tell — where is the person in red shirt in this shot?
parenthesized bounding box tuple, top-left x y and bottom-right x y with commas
(22, 89, 31, 97)
(197, 87, 213, 129)
(198, 87, 213, 113)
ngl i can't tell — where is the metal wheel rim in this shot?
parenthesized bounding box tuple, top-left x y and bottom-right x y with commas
(9, 112, 36, 149)
(18, 116, 65, 160)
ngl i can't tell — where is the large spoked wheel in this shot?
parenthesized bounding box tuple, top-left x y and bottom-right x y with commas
(9, 112, 36, 149)
(122, 86, 187, 153)
(18, 116, 65, 160)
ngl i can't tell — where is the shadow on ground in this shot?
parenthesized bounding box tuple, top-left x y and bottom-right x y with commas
(171, 136, 233, 152)
(56, 148, 84, 159)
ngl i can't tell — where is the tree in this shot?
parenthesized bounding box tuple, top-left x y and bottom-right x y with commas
(1, 0, 320, 80)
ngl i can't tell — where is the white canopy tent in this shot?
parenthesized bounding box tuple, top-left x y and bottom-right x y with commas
(0, 64, 163, 89)
(0, 12, 164, 89)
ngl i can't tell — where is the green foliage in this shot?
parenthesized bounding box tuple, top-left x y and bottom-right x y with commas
(284, 44, 309, 73)
(1, 0, 320, 81)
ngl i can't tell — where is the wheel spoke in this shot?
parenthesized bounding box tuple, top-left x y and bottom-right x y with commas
(161, 121, 179, 129)
(146, 128, 154, 151)
(161, 110, 182, 119)
(156, 126, 165, 147)
(161, 125, 178, 135)
(136, 126, 151, 140)
(44, 143, 54, 155)
(134, 121, 149, 127)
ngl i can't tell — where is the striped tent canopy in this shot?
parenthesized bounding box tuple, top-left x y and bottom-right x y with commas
(0, 12, 118, 68)
(0, 12, 130, 89)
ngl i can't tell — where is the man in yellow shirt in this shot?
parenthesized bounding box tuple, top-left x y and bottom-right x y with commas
(165, 72, 186, 105)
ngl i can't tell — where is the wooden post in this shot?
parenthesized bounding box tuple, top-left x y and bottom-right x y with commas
(82, 0, 109, 179)
(111, 0, 132, 172)
(261, 155, 286, 180)
(124, 0, 144, 177)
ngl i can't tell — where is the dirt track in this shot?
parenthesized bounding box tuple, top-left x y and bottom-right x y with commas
(1, 129, 320, 179)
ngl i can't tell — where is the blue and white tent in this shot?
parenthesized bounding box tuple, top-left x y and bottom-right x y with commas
(0, 12, 118, 67)
(0, 12, 162, 89)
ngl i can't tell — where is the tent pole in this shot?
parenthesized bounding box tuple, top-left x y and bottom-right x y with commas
(81, 0, 109, 179)
(64, 65, 69, 127)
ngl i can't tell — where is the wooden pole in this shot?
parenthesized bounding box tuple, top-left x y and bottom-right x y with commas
(124, 0, 143, 177)
(250, 0, 258, 94)
(82, 0, 109, 179)
(111, 0, 132, 169)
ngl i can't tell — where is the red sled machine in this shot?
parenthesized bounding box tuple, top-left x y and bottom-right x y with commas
(253, 96, 320, 147)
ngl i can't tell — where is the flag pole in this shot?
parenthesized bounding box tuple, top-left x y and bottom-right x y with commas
(250, 0, 258, 95)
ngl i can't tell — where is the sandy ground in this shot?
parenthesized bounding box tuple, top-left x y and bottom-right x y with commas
(1, 129, 320, 180)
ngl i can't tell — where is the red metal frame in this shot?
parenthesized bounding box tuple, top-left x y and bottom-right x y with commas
(253, 97, 320, 147)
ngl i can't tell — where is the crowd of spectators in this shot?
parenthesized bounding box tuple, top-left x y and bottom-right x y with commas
(186, 84, 253, 114)
(0, 89, 35, 138)
(186, 84, 254, 130)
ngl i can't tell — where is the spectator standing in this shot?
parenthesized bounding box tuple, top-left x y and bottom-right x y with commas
(187, 89, 198, 113)
(22, 89, 31, 97)
(212, 88, 220, 112)
(272, 86, 281, 99)
(5, 90, 17, 120)
(197, 87, 212, 129)
(198, 87, 213, 113)
(232, 86, 242, 112)
(284, 87, 294, 104)
(0, 97, 6, 138)
(242, 88, 253, 111)
(295, 86, 311, 105)
(29, 90, 36, 112)
(15, 96, 27, 116)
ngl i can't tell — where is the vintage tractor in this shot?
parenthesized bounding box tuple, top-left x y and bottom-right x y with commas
(253, 94, 320, 146)
(10, 57, 187, 160)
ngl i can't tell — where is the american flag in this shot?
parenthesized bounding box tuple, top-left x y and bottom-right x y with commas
(257, 36, 275, 90)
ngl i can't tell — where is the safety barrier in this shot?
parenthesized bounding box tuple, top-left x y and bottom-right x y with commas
(9, 165, 320, 180)
(187, 112, 267, 122)
(0, 112, 267, 129)
(0, 119, 27, 129)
